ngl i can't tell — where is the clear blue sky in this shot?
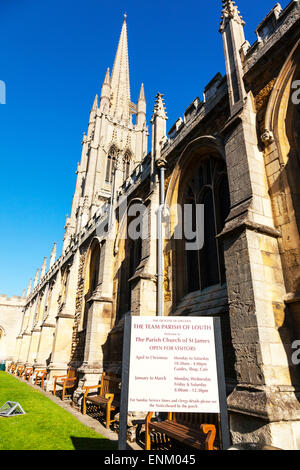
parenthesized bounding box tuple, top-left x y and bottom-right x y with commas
(0, 0, 290, 296)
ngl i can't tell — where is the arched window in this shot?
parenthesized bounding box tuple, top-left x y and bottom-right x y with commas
(117, 205, 143, 319)
(89, 242, 101, 294)
(181, 156, 230, 295)
(80, 241, 102, 331)
(105, 148, 116, 184)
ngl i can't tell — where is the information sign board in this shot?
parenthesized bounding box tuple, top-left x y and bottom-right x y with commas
(128, 316, 220, 414)
(118, 315, 230, 450)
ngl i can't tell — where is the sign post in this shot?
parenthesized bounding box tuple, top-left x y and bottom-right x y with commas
(118, 314, 132, 450)
(118, 315, 230, 450)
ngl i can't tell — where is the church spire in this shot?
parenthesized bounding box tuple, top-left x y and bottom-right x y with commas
(110, 15, 131, 123)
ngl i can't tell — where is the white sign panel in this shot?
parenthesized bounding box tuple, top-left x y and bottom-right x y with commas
(128, 316, 220, 413)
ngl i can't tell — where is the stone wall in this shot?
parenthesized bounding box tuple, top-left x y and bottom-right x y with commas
(0, 295, 25, 362)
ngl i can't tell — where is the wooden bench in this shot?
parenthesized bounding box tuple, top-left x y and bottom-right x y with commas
(10, 363, 17, 374)
(7, 362, 14, 373)
(53, 367, 77, 401)
(16, 365, 25, 377)
(145, 412, 220, 451)
(23, 367, 33, 381)
(33, 369, 47, 388)
(82, 372, 121, 429)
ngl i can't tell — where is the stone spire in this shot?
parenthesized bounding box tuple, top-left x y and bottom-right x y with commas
(49, 243, 57, 268)
(110, 15, 131, 123)
(220, 0, 245, 32)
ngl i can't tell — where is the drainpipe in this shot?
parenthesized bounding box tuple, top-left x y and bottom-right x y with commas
(157, 158, 167, 317)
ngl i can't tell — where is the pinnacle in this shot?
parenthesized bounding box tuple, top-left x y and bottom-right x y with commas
(220, 0, 245, 30)
(33, 268, 40, 288)
(50, 242, 57, 268)
(91, 94, 98, 111)
(138, 83, 146, 102)
(152, 92, 168, 120)
(26, 278, 32, 296)
(103, 67, 110, 85)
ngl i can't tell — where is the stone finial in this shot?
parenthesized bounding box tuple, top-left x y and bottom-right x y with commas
(151, 93, 168, 122)
(91, 94, 98, 112)
(33, 269, 40, 289)
(138, 83, 146, 103)
(103, 67, 111, 86)
(137, 83, 147, 129)
(41, 257, 47, 279)
(50, 242, 57, 268)
(220, 0, 245, 32)
(151, 93, 168, 164)
(26, 278, 32, 297)
(100, 68, 111, 114)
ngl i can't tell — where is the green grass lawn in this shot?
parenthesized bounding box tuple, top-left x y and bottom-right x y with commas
(0, 372, 118, 450)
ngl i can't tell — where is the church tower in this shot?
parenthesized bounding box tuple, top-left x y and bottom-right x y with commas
(63, 15, 148, 250)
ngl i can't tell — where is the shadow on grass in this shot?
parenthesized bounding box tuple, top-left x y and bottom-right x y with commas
(70, 436, 118, 451)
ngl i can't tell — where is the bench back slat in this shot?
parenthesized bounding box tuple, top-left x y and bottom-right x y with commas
(171, 412, 219, 430)
(100, 373, 121, 400)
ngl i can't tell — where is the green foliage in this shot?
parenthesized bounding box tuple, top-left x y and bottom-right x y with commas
(0, 372, 117, 450)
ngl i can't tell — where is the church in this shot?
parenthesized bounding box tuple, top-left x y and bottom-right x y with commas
(2, 0, 300, 449)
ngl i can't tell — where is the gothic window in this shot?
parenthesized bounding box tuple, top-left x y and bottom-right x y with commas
(105, 149, 116, 184)
(80, 241, 101, 332)
(182, 156, 230, 295)
(117, 208, 143, 319)
(89, 242, 101, 294)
